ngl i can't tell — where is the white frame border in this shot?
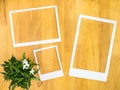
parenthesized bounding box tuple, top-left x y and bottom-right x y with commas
(33, 45, 63, 81)
(9, 5, 61, 47)
(69, 14, 117, 82)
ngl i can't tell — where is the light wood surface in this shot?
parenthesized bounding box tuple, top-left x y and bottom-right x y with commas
(0, 0, 120, 90)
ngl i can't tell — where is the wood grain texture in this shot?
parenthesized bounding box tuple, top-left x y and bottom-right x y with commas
(73, 19, 113, 72)
(12, 8, 58, 43)
(0, 0, 120, 90)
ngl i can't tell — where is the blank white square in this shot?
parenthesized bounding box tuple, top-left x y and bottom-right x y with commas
(69, 14, 117, 82)
(33, 45, 63, 81)
(9, 5, 61, 47)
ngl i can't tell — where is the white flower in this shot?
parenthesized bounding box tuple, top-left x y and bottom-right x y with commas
(23, 64, 29, 70)
(22, 59, 28, 65)
(30, 68, 34, 75)
(22, 59, 29, 70)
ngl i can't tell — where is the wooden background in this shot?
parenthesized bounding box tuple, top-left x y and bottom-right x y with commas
(0, 0, 120, 90)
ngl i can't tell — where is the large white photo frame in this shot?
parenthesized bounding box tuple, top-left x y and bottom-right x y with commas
(9, 5, 61, 47)
(69, 15, 117, 82)
(33, 45, 63, 81)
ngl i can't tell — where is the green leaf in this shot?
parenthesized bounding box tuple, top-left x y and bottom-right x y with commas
(19, 82, 28, 89)
(9, 63, 20, 72)
(17, 78, 24, 83)
(9, 81, 17, 90)
(1, 61, 10, 67)
(21, 72, 30, 78)
(5, 61, 10, 64)
(34, 69, 39, 74)
(12, 83, 17, 90)
(31, 63, 38, 66)
(1, 63, 8, 67)
(4, 74, 10, 80)
(22, 53, 26, 59)
(9, 81, 13, 90)
(10, 55, 16, 63)
(4, 67, 10, 72)
(31, 76, 40, 80)
(0, 72, 6, 75)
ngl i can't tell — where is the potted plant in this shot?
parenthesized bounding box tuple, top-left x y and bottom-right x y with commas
(0, 53, 40, 90)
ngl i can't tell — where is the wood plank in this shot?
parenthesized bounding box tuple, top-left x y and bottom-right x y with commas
(0, 0, 120, 90)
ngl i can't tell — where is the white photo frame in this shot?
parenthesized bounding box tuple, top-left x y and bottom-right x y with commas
(9, 5, 61, 47)
(33, 45, 63, 81)
(69, 14, 117, 82)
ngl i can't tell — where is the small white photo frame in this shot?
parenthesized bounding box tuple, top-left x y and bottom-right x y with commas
(33, 45, 63, 81)
(69, 14, 117, 82)
(9, 5, 61, 47)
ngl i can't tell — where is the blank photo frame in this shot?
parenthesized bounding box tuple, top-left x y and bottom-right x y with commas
(9, 5, 61, 47)
(33, 45, 63, 81)
(69, 15, 117, 82)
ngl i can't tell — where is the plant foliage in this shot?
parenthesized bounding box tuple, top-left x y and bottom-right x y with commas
(0, 53, 39, 90)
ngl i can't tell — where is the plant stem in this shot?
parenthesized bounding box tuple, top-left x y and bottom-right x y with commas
(25, 88, 27, 90)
